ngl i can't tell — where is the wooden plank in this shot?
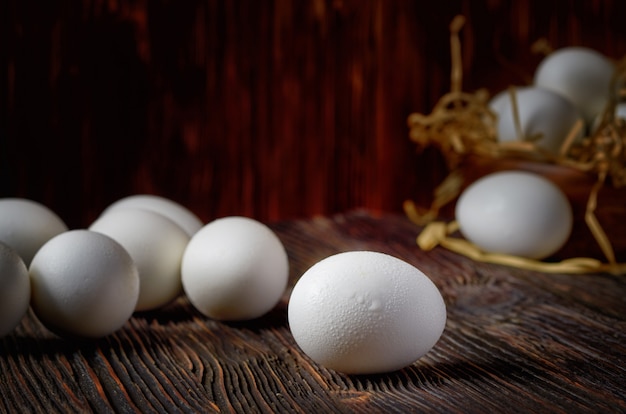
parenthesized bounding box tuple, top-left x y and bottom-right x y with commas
(1, 210, 624, 413)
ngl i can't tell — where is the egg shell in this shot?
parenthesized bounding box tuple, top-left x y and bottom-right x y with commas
(0, 242, 30, 337)
(455, 171, 573, 260)
(89, 208, 190, 311)
(0, 198, 68, 266)
(534, 47, 615, 123)
(288, 251, 447, 375)
(616, 103, 626, 120)
(489, 86, 583, 153)
(29, 230, 139, 338)
(101, 194, 203, 236)
(591, 102, 626, 133)
(181, 216, 289, 321)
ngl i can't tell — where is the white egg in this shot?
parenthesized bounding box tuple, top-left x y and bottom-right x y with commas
(288, 251, 447, 375)
(29, 230, 139, 338)
(534, 47, 615, 123)
(0, 242, 30, 337)
(616, 102, 626, 120)
(101, 194, 203, 236)
(455, 171, 573, 260)
(89, 208, 190, 311)
(489, 86, 583, 153)
(181, 216, 289, 321)
(0, 198, 68, 266)
(591, 102, 626, 133)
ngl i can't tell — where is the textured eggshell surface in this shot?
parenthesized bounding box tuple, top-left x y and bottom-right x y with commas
(0, 242, 31, 337)
(489, 86, 583, 153)
(101, 194, 203, 236)
(0, 198, 68, 266)
(29, 230, 139, 338)
(534, 47, 615, 123)
(455, 171, 573, 260)
(181, 216, 289, 321)
(288, 251, 447, 375)
(89, 208, 190, 311)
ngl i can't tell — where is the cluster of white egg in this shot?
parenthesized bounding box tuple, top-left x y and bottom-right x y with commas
(0, 196, 447, 375)
(454, 47, 622, 260)
(0, 196, 290, 339)
(490, 46, 618, 153)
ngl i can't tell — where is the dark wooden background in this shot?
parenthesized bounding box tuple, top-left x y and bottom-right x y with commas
(3, 0, 626, 228)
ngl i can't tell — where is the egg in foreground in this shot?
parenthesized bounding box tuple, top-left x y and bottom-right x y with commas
(181, 216, 289, 321)
(455, 171, 573, 260)
(0, 242, 30, 337)
(29, 230, 140, 338)
(288, 251, 446, 375)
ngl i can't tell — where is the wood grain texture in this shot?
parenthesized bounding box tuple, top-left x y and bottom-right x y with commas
(1, 210, 625, 413)
(3, 1, 626, 227)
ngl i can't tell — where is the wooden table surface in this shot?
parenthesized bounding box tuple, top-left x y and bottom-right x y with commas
(1, 210, 625, 413)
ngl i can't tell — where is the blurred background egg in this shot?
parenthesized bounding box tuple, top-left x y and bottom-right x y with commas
(29, 230, 139, 338)
(0, 198, 68, 266)
(489, 86, 584, 153)
(101, 194, 203, 237)
(288, 251, 446, 375)
(611, 102, 626, 122)
(181, 216, 289, 321)
(89, 208, 190, 311)
(534, 46, 616, 124)
(455, 171, 573, 260)
(0, 242, 30, 337)
(591, 101, 626, 133)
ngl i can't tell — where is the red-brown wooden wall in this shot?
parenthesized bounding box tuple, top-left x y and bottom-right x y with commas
(4, 0, 626, 228)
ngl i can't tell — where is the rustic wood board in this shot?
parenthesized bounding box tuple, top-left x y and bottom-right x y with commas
(1, 210, 625, 413)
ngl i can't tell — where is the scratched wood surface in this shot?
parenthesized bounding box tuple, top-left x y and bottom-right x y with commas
(1, 210, 625, 413)
(4, 0, 626, 227)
